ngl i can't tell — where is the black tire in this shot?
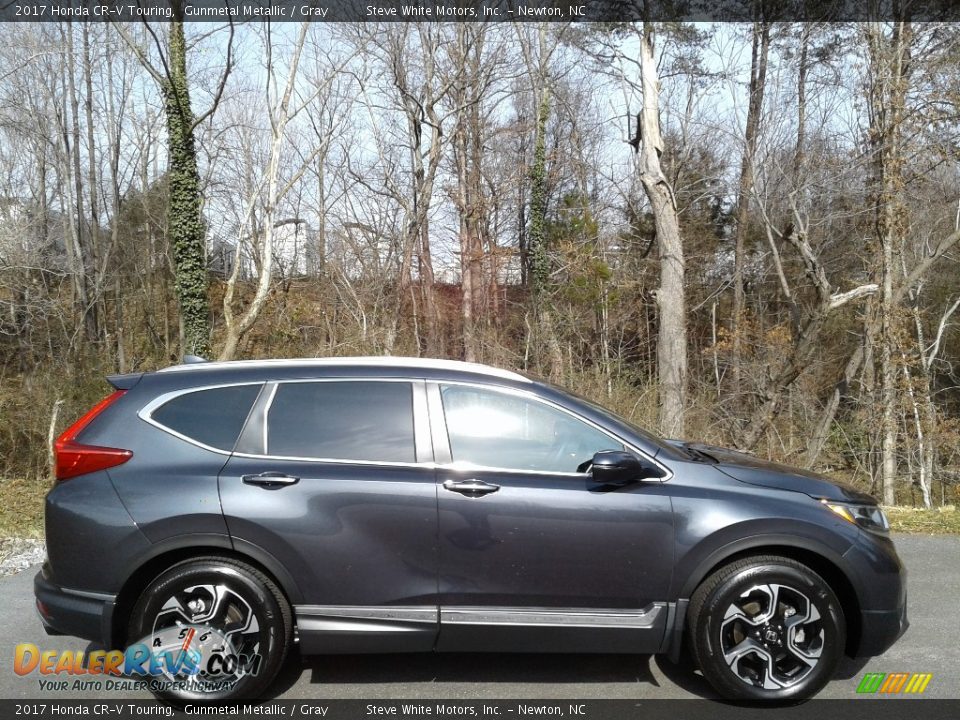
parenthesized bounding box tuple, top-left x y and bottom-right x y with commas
(127, 556, 292, 703)
(687, 555, 845, 701)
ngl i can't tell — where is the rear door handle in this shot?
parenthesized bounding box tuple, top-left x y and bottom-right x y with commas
(442, 479, 500, 497)
(242, 472, 300, 488)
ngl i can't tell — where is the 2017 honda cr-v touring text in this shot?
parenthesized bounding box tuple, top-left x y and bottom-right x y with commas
(36, 357, 907, 702)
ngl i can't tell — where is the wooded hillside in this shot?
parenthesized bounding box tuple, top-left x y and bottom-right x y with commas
(1, 19, 958, 507)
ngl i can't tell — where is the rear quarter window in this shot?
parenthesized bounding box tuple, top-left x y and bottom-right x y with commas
(150, 384, 262, 451)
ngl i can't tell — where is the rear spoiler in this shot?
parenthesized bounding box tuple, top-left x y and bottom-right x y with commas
(106, 372, 144, 391)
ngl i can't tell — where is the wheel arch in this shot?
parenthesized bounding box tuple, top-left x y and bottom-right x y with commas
(110, 535, 303, 648)
(676, 537, 863, 658)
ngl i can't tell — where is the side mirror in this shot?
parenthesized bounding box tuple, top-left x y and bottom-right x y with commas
(589, 450, 661, 486)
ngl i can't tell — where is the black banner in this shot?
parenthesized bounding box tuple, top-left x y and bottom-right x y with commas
(1, 0, 959, 23)
(2, 700, 960, 720)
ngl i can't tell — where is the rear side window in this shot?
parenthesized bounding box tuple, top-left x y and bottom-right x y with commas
(151, 384, 261, 451)
(266, 381, 415, 463)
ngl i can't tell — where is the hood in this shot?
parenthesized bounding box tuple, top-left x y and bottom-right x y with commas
(668, 441, 878, 504)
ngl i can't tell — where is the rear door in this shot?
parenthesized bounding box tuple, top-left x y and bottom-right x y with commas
(218, 378, 439, 653)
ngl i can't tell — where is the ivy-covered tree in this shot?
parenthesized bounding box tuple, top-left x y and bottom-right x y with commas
(163, 16, 210, 357)
(113, 8, 233, 357)
(528, 87, 550, 298)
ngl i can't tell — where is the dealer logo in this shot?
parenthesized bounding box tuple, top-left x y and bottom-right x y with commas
(856, 672, 932, 694)
(14, 624, 260, 681)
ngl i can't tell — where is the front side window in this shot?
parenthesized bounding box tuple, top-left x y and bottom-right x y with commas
(266, 381, 415, 463)
(439, 384, 624, 473)
(151, 384, 261, 451)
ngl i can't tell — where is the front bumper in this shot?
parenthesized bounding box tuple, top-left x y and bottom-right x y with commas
(843, 531, 909, 657)
(856, 593, 909, 657)
(34, 565, 115, 647)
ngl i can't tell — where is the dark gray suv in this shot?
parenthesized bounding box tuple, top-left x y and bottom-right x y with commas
(35, 357, 907, 702)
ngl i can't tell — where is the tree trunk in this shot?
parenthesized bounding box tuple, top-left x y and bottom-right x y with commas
(316, 162, 326, 275)
(901, 359, 932, 507)
(451, 26, 489, 364)
(731, 21, 770, 402)
(637, 24, 686, 438)
(220, 22, 310, 361)
(165, 13, 211, 357)
(64, 23, 98, 344)
(794, 25, 811, 180)
(82, 24, 102, 343)
(529, 85, 550, 301)
(866, 20, 911, 505)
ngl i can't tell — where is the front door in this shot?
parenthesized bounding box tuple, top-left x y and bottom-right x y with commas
(219, 378, 438, 654)
(431, 382, 675, 653)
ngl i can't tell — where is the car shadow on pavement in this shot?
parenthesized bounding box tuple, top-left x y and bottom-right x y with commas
(834, 655, 872, 680)
(264, 651, 719, 700)
(266, 651, 873, 701)
(78, 637, 872, 702)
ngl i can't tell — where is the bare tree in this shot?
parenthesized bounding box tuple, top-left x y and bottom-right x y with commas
(865, 19, 912, 504)
(730, 20, 771, 403)
(518, 21, 564, 375)
(220, 22, 313, 361)
(636, 23, 687, 437)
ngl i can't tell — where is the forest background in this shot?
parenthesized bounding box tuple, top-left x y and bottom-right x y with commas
(1, 17, 959, 537)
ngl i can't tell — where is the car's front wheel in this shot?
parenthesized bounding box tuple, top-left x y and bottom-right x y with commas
(127, 557, 292, 703)
(687, 555, 845, 701)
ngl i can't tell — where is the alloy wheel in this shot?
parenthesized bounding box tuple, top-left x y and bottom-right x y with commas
(719, 583, 825, 690)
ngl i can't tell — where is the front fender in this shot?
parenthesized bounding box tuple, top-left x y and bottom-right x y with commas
(662, 519, 862, 663)
(672, 519, 859, 600)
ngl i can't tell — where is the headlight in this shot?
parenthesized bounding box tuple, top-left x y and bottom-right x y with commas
(820, 499, 889, 533)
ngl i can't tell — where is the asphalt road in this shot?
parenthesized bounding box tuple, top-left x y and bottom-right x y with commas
(1, 534, 956, 701)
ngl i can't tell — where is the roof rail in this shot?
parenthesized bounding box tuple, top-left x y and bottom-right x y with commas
(157, 356, 531, 383)
(182, 354, 208, 365)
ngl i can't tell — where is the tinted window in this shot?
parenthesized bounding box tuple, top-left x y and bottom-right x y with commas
(152, 384, 261, 451)
(266, 381, 415, 462)
(440, 384, 623, 473)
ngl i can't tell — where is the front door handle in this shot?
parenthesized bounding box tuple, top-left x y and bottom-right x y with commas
(242, 472, 300, 488)
(442, 479, 500, 497)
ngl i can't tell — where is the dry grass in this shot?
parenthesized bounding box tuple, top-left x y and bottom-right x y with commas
(885, 505, 960, 535)
(0, 477, 47, 539)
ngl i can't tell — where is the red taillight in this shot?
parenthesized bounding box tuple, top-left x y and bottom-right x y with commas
(54, 390, 133, 481)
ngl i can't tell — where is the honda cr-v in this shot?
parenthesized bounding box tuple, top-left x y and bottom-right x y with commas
(35, 357, 907, 702)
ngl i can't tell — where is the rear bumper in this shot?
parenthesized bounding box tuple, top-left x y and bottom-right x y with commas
(34, 566, 114, 647)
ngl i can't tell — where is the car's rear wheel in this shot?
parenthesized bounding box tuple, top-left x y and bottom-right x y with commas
(687, 555, 845, 701)
(127, 557, 292, 703)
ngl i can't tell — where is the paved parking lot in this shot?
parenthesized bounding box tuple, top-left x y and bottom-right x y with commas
(1, 534, 956, 700)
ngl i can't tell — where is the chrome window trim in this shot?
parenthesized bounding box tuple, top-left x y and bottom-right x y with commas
(262, 377, 423, 465)
(426, 382, 453, 464)
(139, 376, 671, 481)
(432, 380, 673, 482)
(261, 382, 280, 455)
(138, 381, 266, 455)
(140, 378, 431, 467)
(228, 451, 432, 469)
(411, 381, 434, 463)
